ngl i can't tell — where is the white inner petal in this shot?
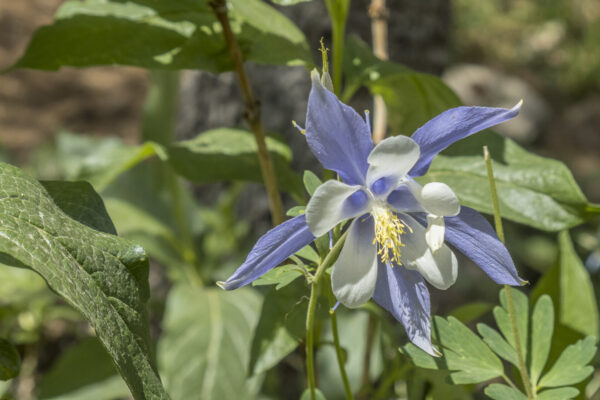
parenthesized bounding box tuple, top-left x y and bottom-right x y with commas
(420, 182, 460, 217)
(332, 217, 378, 308)
(306, 180, 371, 237)
(366, 136, 420, 197)
(425, 214, 445, 253)
(400, 215, 458, 290)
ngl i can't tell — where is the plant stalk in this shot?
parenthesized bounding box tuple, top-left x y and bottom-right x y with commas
(369, 0, 389, 143)
(306, 230, 349, 400)
(210, 0, 285, 226)
(484, 146, 533, 399)
(324, 0, 350, 96)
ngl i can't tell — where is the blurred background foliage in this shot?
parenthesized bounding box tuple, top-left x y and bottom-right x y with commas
(0, 0, 598, 399)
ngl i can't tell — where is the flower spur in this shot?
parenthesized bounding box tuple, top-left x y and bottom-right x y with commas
(218, 70, 524, 355)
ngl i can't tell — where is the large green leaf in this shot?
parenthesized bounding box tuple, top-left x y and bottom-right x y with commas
(10, 0, 312, 72)
(419, 131, 600, 231)
(0, 163, 166, 399)
(38, 337, 128, 400)
(484, 383, 527, 400)
(0, 339, 20, 381)
(158, 285, 262, 400)
(165, 128, 303, 199)
(342, 35, 461, 134)
(529, 295, 554, 386)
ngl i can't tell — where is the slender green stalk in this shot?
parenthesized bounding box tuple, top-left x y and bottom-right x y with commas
(210, 0, 285, 226)
(326, 280, 353, 400)
(484, 146, 533, 399)
(324, 0, 350, 96)
(306, 230, 349, 400)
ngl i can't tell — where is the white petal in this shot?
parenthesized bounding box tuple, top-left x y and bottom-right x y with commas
(425, 214, 445, 253)
(420, 182, 460, 217)
(366, 136, 420, 197)
(306, 180, 371, 237)
(332, 217, 378, 308)
(400, 215, 458, 290)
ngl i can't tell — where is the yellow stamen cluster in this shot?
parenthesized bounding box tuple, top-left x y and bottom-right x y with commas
(371, 206, 412, 265)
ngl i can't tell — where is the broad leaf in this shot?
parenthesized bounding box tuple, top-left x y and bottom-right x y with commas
(10, 0, 312, 72)
(252, 264, 305, 290)
(529, 295, 554, 385)
(0, 339, 20, 381)
(484, 383, 527, 400)
(158, 285, 262, 400)
(536, 387, 580, 400)
(38, 337, 128, 400)
(303, 170, 322, 196)
(248, 281, 307, 375)
(0, 162, 166, 399)
(165, 128, 303, 199)
(538, 336, 596, 388)
(419, 132, 600, 231)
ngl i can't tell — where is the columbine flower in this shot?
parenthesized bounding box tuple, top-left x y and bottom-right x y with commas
(219, 70, 523, 355)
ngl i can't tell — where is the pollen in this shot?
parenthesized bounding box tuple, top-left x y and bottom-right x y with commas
(371, 206, 412, 265)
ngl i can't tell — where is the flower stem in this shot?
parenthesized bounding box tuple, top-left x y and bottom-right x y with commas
(484, 146, 533, 399)
(326, 279, 354, 400)
(368, 0, 389, 143)
(306, 230, 349, 400)
(209, 0, 285, 226)
(324, 0, 350, 96)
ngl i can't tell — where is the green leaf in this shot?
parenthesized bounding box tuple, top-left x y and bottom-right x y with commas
(271, 0, 314, 5)
(536, 387, 580, 400)
(0, 339, 20, 381)
(342, 36, 461, 135)
(529, 295, 555, 385)
(538, 336, 596, 388)
(0, 162, 167, 399)
(286, 205, 306, 217)
(300, 388, 327, 400)
(495, 288, 529, 363)
(10, 0, 312, 72)
(449, 302, 493, 324)
(38, 337, 128, 399)
(303, 170, 322, 196)
(158, 285, 262, 400)
(484, 383, 527, 400)
(477, 323, 519, 367)
(419, 131, 600, 231)
(165, 128, 303, 199)
(401, 316, 504, 384)
(252, 264, 305, 290)
(557, 231, 599, 338)
(248, 281, 307, 375)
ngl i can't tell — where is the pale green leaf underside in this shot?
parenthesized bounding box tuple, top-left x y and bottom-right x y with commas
(11, 0, 312, 72)
(158, 285, 262, 400)
(0, 163, 167, 399)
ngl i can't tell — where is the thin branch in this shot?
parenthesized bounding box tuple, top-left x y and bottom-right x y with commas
(209, 0, 285, 226)
(369, 0, 389, 143)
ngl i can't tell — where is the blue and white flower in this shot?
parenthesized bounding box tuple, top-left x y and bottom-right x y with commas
(219, 70, 524, 355)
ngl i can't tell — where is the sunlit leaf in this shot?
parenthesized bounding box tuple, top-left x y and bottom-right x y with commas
(538, 336, 596, 388)
(529, 295, 554, 385)
(484, 383, 527, 400)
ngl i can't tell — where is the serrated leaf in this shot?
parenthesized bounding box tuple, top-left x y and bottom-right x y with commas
(0, 162, 166, 399)
(530, 295, 554, 385)
(419, 132, 600, 231)
(484, 383, 527, 400)
(248, 281, 307, 375)
(158, 285, 261, 400)
(165, 128, 303, 199)
(303, 170, 322, 196)
(38, 337, 128, 399)
(0, 339, 20, 381)
(252, 265, 304, 290)
(494, 288, 529, 363)
(558, 231, 599, 338)
(435, 317, 504, 384)
(477, 323, 519, 367)
(10, 0, 311, 72)
(538, 336, 596, 388)
(536, 387, 580, 400)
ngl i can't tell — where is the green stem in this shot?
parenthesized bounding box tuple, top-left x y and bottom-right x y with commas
(326, 280, 353, 400)
(306, 230, 349, 400)
(324, 0, 350, 96)
(484, 146, 533, 399)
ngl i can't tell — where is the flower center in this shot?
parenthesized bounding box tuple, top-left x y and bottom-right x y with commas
(371, 205, 412, 266)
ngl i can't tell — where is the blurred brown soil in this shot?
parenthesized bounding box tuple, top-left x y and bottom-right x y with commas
(0, 0, 148, 163)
